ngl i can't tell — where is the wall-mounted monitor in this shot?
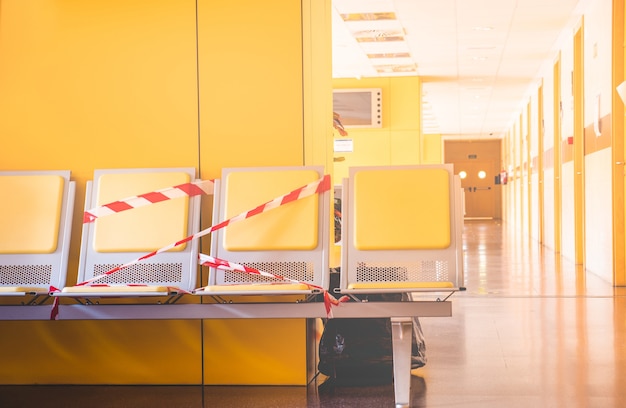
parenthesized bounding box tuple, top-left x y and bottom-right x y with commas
(332, 88, 382, 128)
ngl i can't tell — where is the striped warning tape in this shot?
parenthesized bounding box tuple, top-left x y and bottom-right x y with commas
(197, 253, 350, 317)
(74, 174, 331, 287)
(197, 253, 323, 289)
(83, 179, 215, 223)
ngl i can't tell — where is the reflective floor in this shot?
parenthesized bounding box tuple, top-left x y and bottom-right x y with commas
(2, 219, 626, 407)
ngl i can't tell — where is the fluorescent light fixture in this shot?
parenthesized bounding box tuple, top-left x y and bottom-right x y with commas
(367, 52, 411, 58)
(341, 12, 397, 22)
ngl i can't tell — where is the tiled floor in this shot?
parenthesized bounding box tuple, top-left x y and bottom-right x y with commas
(2, 219, 626, 407)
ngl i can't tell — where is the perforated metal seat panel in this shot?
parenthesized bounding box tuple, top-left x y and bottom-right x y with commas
(220, 261, 313, 284)
(0, 264, 53, 286)
(354, 261, 451, 283)
(89, 262, 184, 285)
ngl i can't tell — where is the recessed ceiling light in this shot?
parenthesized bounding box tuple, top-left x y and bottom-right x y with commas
(472, 26, 494, 31)
(467, 46, 496, 50)
(357, 35, 405, 43)
(374, 64, 417, 73)
(341, 12, 397, 22)
(353, 29, 406, 42)
(367, 52, 411, 58)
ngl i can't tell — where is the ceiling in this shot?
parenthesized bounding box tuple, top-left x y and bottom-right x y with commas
(332, 0, 589, 139)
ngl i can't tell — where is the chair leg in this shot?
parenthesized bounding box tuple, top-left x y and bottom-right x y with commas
(391, 317, 413, 408)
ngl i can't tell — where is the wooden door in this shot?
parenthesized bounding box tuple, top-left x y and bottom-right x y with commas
(456, 160, 498, 218)
(444, 139, 502, 219)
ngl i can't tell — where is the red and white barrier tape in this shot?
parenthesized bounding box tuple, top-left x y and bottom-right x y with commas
(198, 253, 321, 288)
(49, 286, 60, 320)
(74, 174, 331, 287)
(197, 253, 349, 318)
(83, 179, 215, 223)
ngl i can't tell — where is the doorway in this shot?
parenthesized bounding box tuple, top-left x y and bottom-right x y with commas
(444, 140, 502, 219)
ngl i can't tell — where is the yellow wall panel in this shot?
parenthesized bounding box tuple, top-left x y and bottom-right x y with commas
(197, 0, 304, 177)
(0, 0, 202, 384)
(203, 319, 308, 385)
(0, 0, 325, 386)
(332, 76, 423, 181)
(0, 320, 202, 384)
(0, 0, 199, 173)
(422, 134, 443, 164)
(389, 77, 420, 129)
(391, 131, 420, 164)
(196, 0, 309, 385)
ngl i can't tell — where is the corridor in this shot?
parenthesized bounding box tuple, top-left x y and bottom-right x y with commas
(406, 219, 626, 407)
(1, 220, 625, 407)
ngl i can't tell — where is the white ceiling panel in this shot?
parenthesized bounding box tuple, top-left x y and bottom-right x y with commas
(332, 0, 591, 139)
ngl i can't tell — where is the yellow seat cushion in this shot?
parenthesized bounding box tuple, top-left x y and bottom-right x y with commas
(94, 172, 190, 252)
(0, 174, 64, 254)
(223, 169, 320, 251)
(199, 283, 311, 292)
(61, 285, 169, 293)
(348, 281, 454, 290)
(353, 168, 451, 250)
(0, 286, 46, 293)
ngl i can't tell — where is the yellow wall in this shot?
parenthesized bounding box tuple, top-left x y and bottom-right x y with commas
(422, 134, 444, 164)
(332, 76, 429, 181)
(0, 0, 330, 385)
(197, 0, 316, 385)
(330, 76, 440, 269)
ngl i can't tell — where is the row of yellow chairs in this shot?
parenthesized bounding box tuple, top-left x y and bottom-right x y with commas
(0, 165, 464, 305)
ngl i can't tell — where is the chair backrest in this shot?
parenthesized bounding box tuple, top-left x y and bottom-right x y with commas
(74, 168, 201, 292)
(339, 164, 464, 294)
(0, 170, 75, 295)
(206, 166, 330, 293)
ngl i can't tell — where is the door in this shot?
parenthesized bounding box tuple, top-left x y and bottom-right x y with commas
(444, 139, 502, 219)
(455, 160, 498, 218)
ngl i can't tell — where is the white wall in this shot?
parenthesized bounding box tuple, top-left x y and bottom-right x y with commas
(542, 69, 556, 250)
(559, 22, 576, 263)
(585, 149, 613, 282)
(503, 0, 615, 283)
(584, 0, 613, 125)
(561, 161, 576, 262)
(543, 168, 556, 250)
(582, 0, 614, 283)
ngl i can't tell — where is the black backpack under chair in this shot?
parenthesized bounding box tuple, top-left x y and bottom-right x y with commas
(317, 271, 427, 386)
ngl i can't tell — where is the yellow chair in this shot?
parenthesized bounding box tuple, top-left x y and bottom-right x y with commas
(338, 164, 465, 295)
(58, 168, 201, 299)
(336, 164, 465, 406)
(0, 170, 75, 303)
(195, 166, 330, 299)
